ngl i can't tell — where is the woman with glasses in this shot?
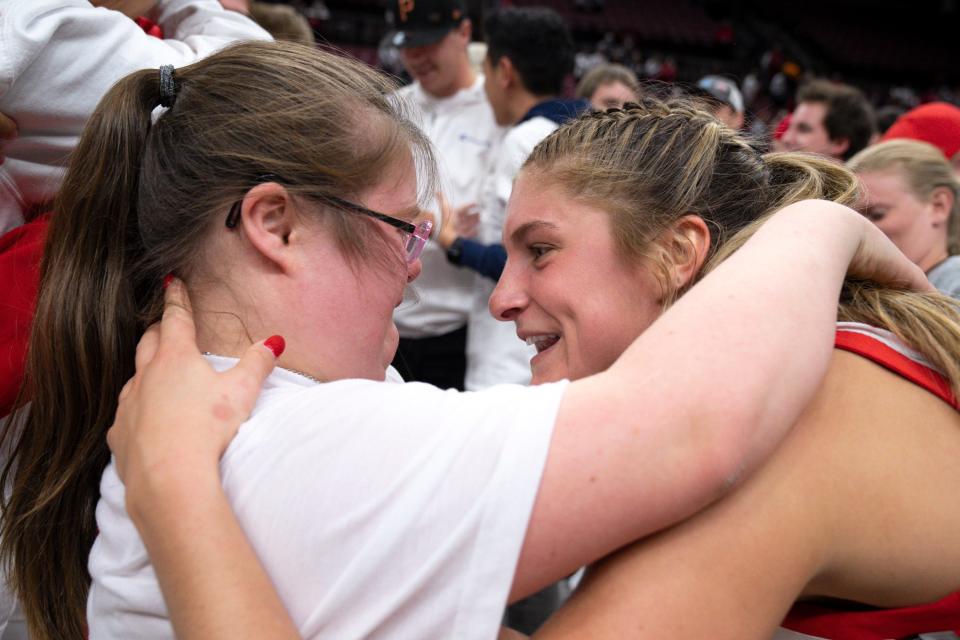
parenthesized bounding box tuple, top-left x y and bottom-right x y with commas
(1, 41, 937, 640)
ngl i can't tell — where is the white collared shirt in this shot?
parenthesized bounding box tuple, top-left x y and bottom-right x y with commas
(392, 77, 504, 338)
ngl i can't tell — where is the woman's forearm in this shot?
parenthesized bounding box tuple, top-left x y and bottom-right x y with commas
(627, 199, 928, 480)
(626, 201, 863, 474)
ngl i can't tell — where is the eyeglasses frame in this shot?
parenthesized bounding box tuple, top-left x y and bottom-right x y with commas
(223, 180, 432, 263)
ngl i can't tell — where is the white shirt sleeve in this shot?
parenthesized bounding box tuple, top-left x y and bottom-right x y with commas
(151, 0, 274, 58)
(0, 0, 272, 235)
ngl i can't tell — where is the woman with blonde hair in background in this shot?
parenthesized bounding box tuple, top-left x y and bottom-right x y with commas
(92, 95, 960, 639)
(849, 138, 960, 299)
(574, 63, 640, 111)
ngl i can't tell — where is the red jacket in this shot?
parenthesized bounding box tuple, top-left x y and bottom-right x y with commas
(0, 215, 47, 415)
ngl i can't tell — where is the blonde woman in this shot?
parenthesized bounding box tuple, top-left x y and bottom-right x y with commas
(574, 63, 640, 111)
(849, 138, 960, 298)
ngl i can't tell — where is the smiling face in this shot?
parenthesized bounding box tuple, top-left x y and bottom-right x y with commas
(490, 171, 665, 384)
(782, 101, 847, 159)
(399, 22, 471, 98)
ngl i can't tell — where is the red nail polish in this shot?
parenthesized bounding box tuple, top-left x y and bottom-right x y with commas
(264, 335, 285, 358)
(162, 274, 174, 289)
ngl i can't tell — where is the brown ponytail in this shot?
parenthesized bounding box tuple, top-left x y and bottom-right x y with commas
(0, 68, 159, 639)
(1, 40, 434, 639)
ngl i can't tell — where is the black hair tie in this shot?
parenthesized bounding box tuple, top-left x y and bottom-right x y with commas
(158, 65, 177, 108)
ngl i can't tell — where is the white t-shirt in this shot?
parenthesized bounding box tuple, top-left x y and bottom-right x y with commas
(88, 356, 566, 639)
(0, 0, 272, 235)
(927, 254, 960, 299)
(393, 78, 503, 339)
(465, 116, 559, 391)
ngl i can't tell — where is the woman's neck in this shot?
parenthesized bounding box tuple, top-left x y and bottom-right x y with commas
(920, 246, 950, 274)
(191, 291, 337, 383)
(190, 277, 269, 360)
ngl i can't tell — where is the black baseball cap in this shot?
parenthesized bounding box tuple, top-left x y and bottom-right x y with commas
(390, 0, 467, 49)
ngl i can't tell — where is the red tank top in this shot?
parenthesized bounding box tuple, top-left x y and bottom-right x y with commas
(777, 323, 960, 640)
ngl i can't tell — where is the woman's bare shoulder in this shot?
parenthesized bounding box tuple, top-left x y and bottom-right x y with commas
(798, 348, 960, 605)
(531, 349, 960, 640)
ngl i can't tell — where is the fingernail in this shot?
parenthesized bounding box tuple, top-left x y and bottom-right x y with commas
(264, 335, 285, 358)
(162, 274, 174, 289)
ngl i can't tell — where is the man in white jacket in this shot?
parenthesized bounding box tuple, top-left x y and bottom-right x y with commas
(0, 0, 272, 236)
(390, 0, 502, 390)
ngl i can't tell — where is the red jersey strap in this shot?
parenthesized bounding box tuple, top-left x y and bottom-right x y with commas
(779, 328, 960, 639)
(782, 592, 960, 639)
(834, 329, 958, 410)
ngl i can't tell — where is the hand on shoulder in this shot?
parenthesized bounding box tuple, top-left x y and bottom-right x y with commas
(108, 277, 281, 512)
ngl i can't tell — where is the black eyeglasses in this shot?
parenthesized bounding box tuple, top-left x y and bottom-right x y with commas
(224, 184, 433, 263)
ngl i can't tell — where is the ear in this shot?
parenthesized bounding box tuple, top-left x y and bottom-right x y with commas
(238, 182, 298, 271)
(928, 185, 954, 227)
(497, 55, 516, 90)
(661, 215, 711, 291)
(828, 136, 851, 159)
